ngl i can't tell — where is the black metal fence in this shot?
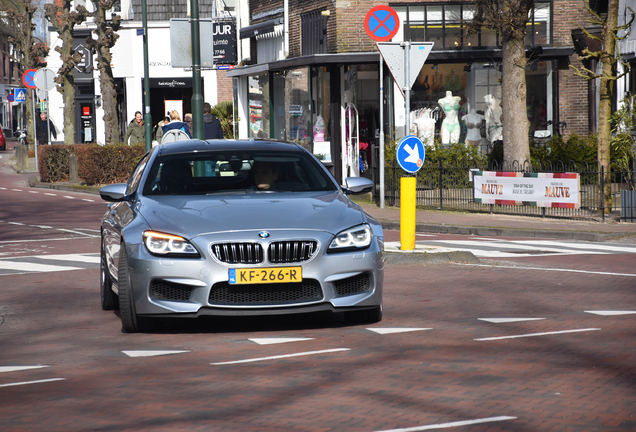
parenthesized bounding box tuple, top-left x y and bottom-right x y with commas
(381, 160, 636, 222)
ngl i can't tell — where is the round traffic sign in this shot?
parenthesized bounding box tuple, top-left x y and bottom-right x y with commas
(22, 68, 38, 89)
(364, 5, 400, 42)
(34, 68, 56, 92)
(396, 135, 425, 174)
(7, 94, 14, 102)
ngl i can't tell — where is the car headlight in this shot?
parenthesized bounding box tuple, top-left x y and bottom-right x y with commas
(328, 224, 372, 252)
(143, 231, 200, 257)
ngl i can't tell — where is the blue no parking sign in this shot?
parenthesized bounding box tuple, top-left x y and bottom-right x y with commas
(396, 135, 425, 174)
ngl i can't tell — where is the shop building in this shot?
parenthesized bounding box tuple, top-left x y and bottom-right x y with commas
(229, 0, 600, 186)
(45, 0, 236, 144)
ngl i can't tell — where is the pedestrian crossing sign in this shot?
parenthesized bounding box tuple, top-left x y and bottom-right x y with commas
(14, 88, 26, 103)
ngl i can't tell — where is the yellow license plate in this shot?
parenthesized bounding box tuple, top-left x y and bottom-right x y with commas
(229, 267, 302, 285)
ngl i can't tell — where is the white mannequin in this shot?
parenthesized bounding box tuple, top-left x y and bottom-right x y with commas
(463, 108, 484, 144)
(485, 94, 503, 143)
(438, 91, 461, 144)
(414, 108, 436, 145)
(343, 89, 359, 177)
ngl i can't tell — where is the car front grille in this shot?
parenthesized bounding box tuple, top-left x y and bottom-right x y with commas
(268, 240, 318, 264)
(211, 242, 263, 264)
(334, 272, 372, 296)
(150, 280, 193, 302)
(208, 279, 323, 305)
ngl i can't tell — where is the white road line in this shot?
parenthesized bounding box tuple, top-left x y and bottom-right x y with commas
(456, 263, 636, 277)
(478, 318, 545, 323)
(63, 196, 75, 199)
(475, 328, 601, 341)
(82, 199, 95, 202)
(36, 253, 100, 263)
(0, 237, 89, 244)
(0, 261, 82, 272)
(0, 187, 6, 190)
(249, 338, 315, 345)
(0, 378, 65, 388)
(375, 416, 517, 432)
(44, 193, 57, 196)
(368, 328, 432, 334)
(29, 225, 53, 229)
(211, 348, 351, 365)
(11, 189, 22, 192)
(585, 310, 636, 316)
(56, 228, 100, 238)
(28, 191, 39, 194)
(8, 222, 25, 225)
(122, 350, 191, 357)
(0, 365, 49, 373)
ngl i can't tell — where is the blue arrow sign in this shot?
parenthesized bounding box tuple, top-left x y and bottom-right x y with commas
(14, 88, 26, 103)
(396, 135, 425, 174)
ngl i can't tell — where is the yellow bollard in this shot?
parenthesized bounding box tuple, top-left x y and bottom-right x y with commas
(400, 176, 416, 250)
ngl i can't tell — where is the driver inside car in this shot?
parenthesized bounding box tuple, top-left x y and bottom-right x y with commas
(252, 161, 280, 190)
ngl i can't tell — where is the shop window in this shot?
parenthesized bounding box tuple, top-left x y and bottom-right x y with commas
(311, 67, 331, 161)
(284, 67, 311, 148)
(248, 73, 269, 138)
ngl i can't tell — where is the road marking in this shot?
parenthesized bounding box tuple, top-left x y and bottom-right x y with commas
(375, 416, 517, 431)
(249, 338, 315, 345)
(122, 350, 191, 358)
(211, 348, 351, 365)
(28, 191, 39, 194)
(12, 189, 22, 191)
(0, 253, 100, 275)
(56, 228, 100, 238)
(63, 196, 75, 199)
(456, 263, 636, 277)
(44, 193, 57, 196)
(0, 378, 65, 388)
(478, 318, 545, 323)
(368, 328, 432, 334)
(585, 310, 636, 316)
(0, 187, 5, 190)
(30, 225, 53, 229)
(0, 261, 82, 273)
(36, 254, 100, 263)
(82, 199, 95, 202)
(475, 328, 601, 341)
(8, 222, 25, 225)
(0, 365, 49, 373)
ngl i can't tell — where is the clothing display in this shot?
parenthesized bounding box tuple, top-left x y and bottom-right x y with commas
(485, 97, 503, 143)
(438, 91, 461, 145)
(463, 109, 484, 143)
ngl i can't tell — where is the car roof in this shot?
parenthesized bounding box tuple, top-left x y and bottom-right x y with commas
(156, 139, 305, 156)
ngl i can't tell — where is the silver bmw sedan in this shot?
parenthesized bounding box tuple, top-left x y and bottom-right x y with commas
(100, 139, 384, 332)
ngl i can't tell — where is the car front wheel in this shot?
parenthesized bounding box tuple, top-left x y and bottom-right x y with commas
(100, 240, 118, 310)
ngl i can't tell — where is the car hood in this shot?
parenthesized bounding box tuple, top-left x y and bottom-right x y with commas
(139, 191, 368, 237)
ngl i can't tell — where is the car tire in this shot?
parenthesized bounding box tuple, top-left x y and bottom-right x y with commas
(100, 240, 118, 311)
(118, 242, 154, 333)
(345, 304, 383, 324)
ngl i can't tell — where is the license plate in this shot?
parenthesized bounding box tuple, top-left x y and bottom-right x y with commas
(229, 267, 302, 285)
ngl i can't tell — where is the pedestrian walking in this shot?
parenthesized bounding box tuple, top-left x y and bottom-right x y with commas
(36, 112, 57, 145)
(157, 110, 192, 142)
(203, 102, 224, 139)
(184, 113, 193, 137)
(124, 111, 145, 145)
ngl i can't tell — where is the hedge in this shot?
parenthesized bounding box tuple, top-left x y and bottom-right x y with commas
(38, 144, 146, 185)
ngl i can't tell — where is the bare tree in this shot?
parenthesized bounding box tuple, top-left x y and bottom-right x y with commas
(3, 0, 48, 149)
(469, 0, 533, 166)
(570, 0, 634, 214)
(44, 0, 88, 144)
(86, 0, 121, 144)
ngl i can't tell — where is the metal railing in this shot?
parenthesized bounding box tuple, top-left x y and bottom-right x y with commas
(380, 159, 636, 222)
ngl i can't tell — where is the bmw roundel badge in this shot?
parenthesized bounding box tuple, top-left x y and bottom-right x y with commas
(259, 231, 270, 239)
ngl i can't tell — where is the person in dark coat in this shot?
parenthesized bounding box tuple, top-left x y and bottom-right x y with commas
(36, 112, 57, 145)
(203, 102, 224, 139)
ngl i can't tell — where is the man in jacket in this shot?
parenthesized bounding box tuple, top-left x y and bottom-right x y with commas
(36, 112, 57, 145)
(124, 111, 145, 145)
(203, 102, 224, 139)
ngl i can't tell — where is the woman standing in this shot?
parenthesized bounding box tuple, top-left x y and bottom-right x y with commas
(124, 111, 145, 145)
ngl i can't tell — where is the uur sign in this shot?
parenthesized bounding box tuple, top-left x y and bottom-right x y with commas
(213, 20, 237, 65)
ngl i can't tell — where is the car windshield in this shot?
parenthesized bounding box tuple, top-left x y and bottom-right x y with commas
(143, 150, 338, 196)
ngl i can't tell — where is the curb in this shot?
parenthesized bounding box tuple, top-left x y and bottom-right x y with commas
(378, 220, 631, 243)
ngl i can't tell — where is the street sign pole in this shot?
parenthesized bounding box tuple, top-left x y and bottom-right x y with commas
(32, 90, 38, 170)
(379, 57, 384, 209)
(404, 41, 410, 138)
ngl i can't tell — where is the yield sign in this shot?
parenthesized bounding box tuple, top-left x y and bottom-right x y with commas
(377, 42, 434, 97)
(364, 5, 400, 42)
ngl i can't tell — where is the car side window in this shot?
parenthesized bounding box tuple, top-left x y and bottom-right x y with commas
(126, 153, 150, 196)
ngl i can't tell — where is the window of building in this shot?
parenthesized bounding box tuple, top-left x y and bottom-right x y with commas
(248, 73, 269, 138)
(302, 10, 328, 55)
(393, 2, 552, 50)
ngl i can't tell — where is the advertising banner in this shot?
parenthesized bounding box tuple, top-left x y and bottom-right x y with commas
(473, 171, 580, 208)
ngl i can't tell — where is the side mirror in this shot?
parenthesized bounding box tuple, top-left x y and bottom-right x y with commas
(343, 177, 374, 195)
(100, 183, 129, 202)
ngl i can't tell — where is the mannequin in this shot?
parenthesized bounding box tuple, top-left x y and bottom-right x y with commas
(413, 108, 436, 145)
(463, 108, 484, 145)
(344, 89, 359, 177)
(438, 91, 461, 145)
(485, 94, 503, 143)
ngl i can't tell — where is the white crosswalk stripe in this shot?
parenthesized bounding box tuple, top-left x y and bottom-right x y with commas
(385, 239, 636, 258)
(0, 253, 100, 276)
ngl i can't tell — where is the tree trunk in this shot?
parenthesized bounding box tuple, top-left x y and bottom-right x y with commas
(95, 6, 120, 144)
(598, 0, 618, 214)
(501, 36, 530, 169)
(61, 30, 77, 145)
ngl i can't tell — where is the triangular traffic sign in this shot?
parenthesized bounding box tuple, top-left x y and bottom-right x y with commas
(377, 42, 434, 96)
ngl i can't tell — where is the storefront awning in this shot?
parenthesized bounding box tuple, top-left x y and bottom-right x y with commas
(227, 52, 381, 77)
(239, 18, 284, 39)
